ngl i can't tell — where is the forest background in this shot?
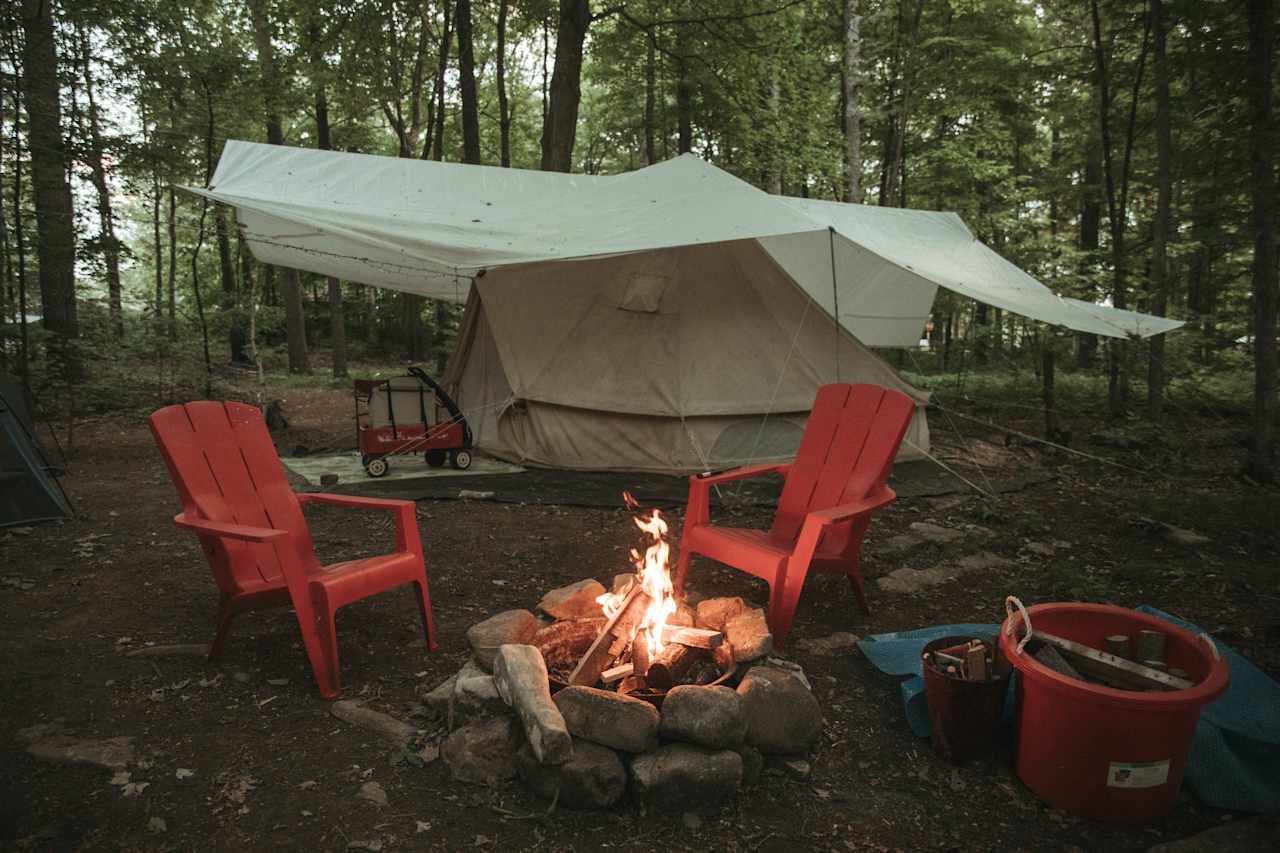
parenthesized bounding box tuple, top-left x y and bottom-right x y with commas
(2, 0, 1276, 480)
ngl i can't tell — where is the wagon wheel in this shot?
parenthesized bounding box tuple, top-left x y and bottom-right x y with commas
(425, 450, 448, 468)
(451, 449, 473, 470)
(365, 456, 390, 477)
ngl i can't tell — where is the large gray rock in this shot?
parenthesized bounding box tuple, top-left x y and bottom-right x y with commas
(658, 685, 747, 750)
(330, 701, 419, 748)
(515, 737, 626, 809)
(492, 644, 573, 765)
(737, 745, 764, 785)
(537, 579, 607, 621)
(876, 552, 1013, 595)
(553, 686, 660, 753)
(736, 666, 823, 755)
(694, 597, 746, 632)
(421, 659, 506, 718)
(629, 744, 743, 811)
(467, 610, 539, 671)
(441, 716, 521, 786)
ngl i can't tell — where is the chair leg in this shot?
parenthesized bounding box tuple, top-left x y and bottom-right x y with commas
(412, 579, 439, 652)
(292, 592, 340, 700)
(673, 541, 694, 597)
(847, 570, 870, 615)
(770, 557, 814, 648)
(209, 595, 236, 661)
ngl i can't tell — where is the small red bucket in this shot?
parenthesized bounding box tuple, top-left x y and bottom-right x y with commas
(999, 600, 1229, 823)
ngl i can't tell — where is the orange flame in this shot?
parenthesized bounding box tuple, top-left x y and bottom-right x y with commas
(596, 494, 677, 654)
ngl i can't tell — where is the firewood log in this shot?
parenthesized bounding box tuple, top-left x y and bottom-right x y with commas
(530, 618, 605, 669)
(568, 587, 650, 687)
(645, 643, 704, 690)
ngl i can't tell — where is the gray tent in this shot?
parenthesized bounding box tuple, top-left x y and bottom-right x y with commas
(0, 377, 72, 527)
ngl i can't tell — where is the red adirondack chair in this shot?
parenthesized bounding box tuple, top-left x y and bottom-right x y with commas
(149, 400, 438, 699)
(673, 383, 915, 645)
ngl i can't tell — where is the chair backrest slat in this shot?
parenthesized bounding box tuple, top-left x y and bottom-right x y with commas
(149, 401, 314, 590)
(770, 383, 914, 543)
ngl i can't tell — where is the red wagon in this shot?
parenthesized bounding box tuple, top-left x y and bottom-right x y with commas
(355, 367, 473, 477)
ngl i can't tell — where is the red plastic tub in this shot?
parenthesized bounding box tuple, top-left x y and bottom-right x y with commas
(999, 600, 1229, 823)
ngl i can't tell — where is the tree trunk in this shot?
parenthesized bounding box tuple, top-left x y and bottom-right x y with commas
(167, 186, 177, 339)
(540, 0, 591, 172)
(249, 0, 309, 372)
(1245, 0, 1277, 482)
(328, 277, 347, 377)
(496, 0, 511, 167)
(1077, 129, 1102, 369)
(215, 208, 247, 363)
(21, 0, 77, 341)
(456, 0, 481, 164)
(843, 0, 862, 202)
(676, 28, 693, 156)
(76, 28, 123, 340)
(427, 1, 453, 160)
(643, 34, 656, 164)
(308, 29, 348, 379)
(1147, 0, 1173, 421)
(9, 66, 30, 374)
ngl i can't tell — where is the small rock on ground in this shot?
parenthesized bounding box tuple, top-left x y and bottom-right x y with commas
(908, 522, 964, 544)
(795, 632, 859, 657)
(330, 700, 418, 748)
(356, 781, 388, 807)
(26, 736, 135, 770)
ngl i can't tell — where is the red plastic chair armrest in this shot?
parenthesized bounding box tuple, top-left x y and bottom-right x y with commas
(173, 513, 288, 542)
(806, 487, 897, 527)
(690, 462, 791, 491)
(296, 493, 414, 511)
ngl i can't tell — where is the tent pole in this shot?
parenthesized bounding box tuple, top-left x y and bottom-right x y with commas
(828, 226, 841, 382)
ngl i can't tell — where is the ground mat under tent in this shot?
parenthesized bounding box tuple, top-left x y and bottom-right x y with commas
(313, 458, 1053, 508)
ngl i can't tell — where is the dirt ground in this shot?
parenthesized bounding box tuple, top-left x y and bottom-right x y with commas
(3, 383, 1277, 852)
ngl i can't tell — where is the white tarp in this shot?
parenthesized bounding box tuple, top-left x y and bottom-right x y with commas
(185, 140, 1182, 345)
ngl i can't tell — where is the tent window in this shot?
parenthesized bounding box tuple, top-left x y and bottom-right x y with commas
(615, 273, 670, 314)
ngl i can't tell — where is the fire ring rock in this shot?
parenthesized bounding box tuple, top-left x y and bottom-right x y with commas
(658, 685, 747, 750)
(629, 743, 743, 810)
(441, 715, 522, 786)
(537, 579, 607, 621)
(553, 686, 660, 753)
(736, 666, 823, 754)
(694, 596, 747, 632)
(466, 609, 539, 672)
(515, 737, 626, 809)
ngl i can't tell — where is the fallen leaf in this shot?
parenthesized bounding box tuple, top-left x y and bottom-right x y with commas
(147, 817, 167, 834)
(415, 821, 431, 834)
(109, 771, 131, 786)
(267, 678, 289, 686)
(122, 781, 150, 797)
(176, 768, 194, 780)
(298, 780, 318, 790)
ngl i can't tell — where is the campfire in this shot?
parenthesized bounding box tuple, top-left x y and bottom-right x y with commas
(438, 490, 821, 811)
(534, 493, 735, 704)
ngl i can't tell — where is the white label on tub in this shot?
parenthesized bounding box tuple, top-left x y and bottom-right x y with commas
(1106, 760, 1170, 788)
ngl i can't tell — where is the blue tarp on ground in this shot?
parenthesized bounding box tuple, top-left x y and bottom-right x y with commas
(857, 610, 1280, 814)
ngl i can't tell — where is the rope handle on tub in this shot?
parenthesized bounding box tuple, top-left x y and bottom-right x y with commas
(1198, 632, 1220, 661)
(1004, 595, 1033, 655)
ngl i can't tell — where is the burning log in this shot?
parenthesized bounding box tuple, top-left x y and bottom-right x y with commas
(529, 618, 605, 669)
(645, 643, 704, 691)
(568, 585, 651, 687)
(601, 663, 634, 685)
(632, 629, 652, 676)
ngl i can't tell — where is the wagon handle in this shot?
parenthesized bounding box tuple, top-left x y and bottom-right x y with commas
(1004, 595, 1033, 655)
(1198, 632, 1221, 661)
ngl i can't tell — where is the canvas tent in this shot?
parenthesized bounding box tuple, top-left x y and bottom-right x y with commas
(185, 141, 1181, 472)
(1, 376, 72, 527)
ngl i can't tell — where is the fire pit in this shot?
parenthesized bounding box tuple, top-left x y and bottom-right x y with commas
(432, 493, 824, 811)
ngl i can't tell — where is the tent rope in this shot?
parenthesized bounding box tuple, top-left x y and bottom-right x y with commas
(901, 437, 996, 499)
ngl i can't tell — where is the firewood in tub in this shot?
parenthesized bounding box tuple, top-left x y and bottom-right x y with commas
(1033, 643, 1085, 681)
(1035, 630, 1192, 691)
(645, 643, 705, 690)
(1104, 635, 1132, 659)
(1134, 630, 1167, 664)
(965, 643, 989, 681)
(567, 586, 651, 687)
